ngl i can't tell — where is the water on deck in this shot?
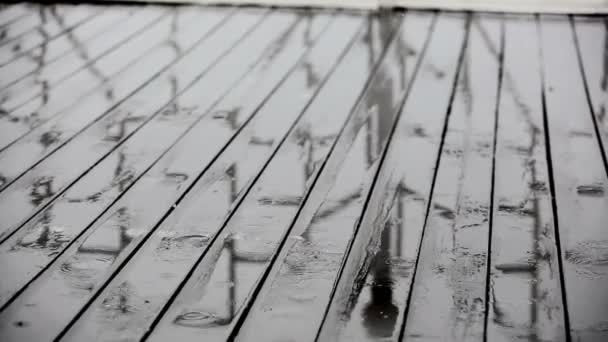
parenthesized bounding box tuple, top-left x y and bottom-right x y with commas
(0, 3, 606, 341)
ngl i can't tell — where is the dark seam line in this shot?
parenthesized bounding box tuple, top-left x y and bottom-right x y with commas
(0, 8, 247, 314)
(482, 12, 505, 342)
(0, 7, 243, 279)
(0, 8, 236, 198)
(312, 11, 438, 342)
(138, 14, 348, 342)
(536, 14, 572, 342)
(397, 11, 472, 341)
(53, 11, 292, 340)
(570, 15, 608, 177)
(0, 8, 104, 68)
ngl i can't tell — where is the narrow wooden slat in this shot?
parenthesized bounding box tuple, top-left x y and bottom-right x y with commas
(143, 14, 369, 342)
(573, 16, 608, 169)
(397, 14, 498, 342)
(0, 6, 99, 67)
(486, 14, 566, 342)
(0, 8, 169, 150)
(0, 9, 234, 245)
(0, 7, 117, 66)
(59, 12, 334, 342)
(231, 11, 435, 342)
(540, 14, 608, 342)
(315, 12, 469, 342)
(0, 9, 276, 342)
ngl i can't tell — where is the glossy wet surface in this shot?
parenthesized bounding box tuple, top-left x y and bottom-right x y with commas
(0, 3, 606, 342)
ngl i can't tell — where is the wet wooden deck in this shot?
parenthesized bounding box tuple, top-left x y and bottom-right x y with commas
(0, 3, 606, 342)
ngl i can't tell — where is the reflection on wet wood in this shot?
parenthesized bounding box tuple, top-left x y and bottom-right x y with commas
(540, 14, 608, 342)
(487, 15, 567, 342)
(400, 12, 496, 342)
(0, 4, 605, 342)
(316, 11, 465, 342)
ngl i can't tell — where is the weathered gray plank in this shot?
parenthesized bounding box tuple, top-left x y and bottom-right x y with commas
(486, 14, 567, 342)
(540, 14, 608, 342)
(316, 12, 471, 342)
(400, 13, 499, 342)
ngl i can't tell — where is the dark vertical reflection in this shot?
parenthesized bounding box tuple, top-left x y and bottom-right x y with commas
(360, 11, 400, 339)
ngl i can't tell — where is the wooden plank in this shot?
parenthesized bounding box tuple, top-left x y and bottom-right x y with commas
(540, 14, 608, 342)
(229, 11, 436, 342)
(59, 12, 336, 342)
(486, 14, 567, 342)
(0, 6, 99, 67)
(0, 8, 168, 151)
(142, 14, 374, 342)
(573, 16, 608, 170)
(315, 12, 469, 342)
(0, 7, 118, 66)
(398, 13, 498, 342)
(0, 8, 235, 244)
(0, 7, 143, 88)
(0, 9, 284, 342)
